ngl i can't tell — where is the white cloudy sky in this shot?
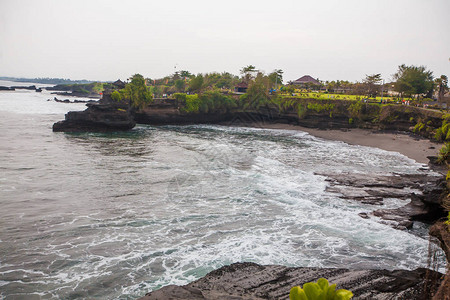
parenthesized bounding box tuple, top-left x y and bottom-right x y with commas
(0, 0, 449, 82)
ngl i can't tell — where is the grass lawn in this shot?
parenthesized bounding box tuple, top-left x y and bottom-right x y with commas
(278, 90, 413, 103)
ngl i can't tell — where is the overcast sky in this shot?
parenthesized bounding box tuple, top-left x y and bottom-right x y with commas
(0, 0, 449, 83)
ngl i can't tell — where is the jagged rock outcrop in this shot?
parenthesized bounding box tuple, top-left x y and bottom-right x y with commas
(11, 85, 37, 90)
(50, 91, 101, 98)
(430, 222, 450, 299)
(140, 262, 443, 300)
(52, 102, 135, 132)
(317, 172, 446, 230)
(51, 97, 98, 104)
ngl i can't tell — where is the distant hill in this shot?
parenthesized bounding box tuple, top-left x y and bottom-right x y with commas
(0, 77, 94, 85)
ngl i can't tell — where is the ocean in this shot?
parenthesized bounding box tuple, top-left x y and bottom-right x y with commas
(0, 81, 444, 299)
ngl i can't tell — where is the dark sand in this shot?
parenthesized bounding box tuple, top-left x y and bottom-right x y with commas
(248, 123, 442, 165)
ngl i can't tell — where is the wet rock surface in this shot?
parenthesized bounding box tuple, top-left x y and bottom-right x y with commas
(50, 97, 98, 104)
(52, 103, 135, 132)
(140, 262, 443, 300)
(316, 171, 445, 230)
(429, 222, 450, 299)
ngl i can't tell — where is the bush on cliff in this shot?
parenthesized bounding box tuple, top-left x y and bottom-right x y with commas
(111, 90, 122, 102)
(240, 72, 271, 110)
(120, 74, 153, 109)
(413, 122, 426, 133)
(199, 90, 237, 113)
(348, 101, 363, 118)
(437, 143, 450, 164)
(434, 115, 450, 142)
(175, 90, 237, 114)
(173, 93, 201, 113)
(307, 102, 335, 117)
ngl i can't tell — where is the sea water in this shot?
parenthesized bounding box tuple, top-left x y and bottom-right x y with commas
(0, 83, 445, 299)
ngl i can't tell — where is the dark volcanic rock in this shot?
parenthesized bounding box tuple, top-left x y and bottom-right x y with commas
(11, 85, 36, 90)
(0, 86, 15, 91)
(51, 91, 101, 98)
(317, 172, 445, 229)
(429, 222, 450, 299)
(52, 97, 98, 104)
(140, 262, 443, 300)
(52, 103, 135, 132)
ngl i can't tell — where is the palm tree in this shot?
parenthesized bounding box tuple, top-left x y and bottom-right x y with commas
(435, 75, 449, 103)
(240, 65, 257, 83)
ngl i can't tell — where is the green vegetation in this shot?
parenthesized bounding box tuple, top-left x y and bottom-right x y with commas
(279, 91, 410, 102)
(434, 115, 450, 142)
(297, 104, 307, 118)
(240, 72, 271, 109)
(120, 74, 153, 109)
(174, 90, 237, 113)
(413, 122, 426, 133)
(437, 143, 450, 164)
(363, 73, 382, 97)
(347, 101, 363, 118)
(289, 278, 353, 300)
(106, 63, 446, 129)
(188, 74, 204, 93)
(307, 103, 335, 113)
(49, 82, 110, 95)
(435, 75, 449, 103)
(393, 64, 434, 99)
(444, 212, 450, 226)
(111, 90, 122, 102)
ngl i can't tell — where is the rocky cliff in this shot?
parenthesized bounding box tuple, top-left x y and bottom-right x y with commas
(140, 262, 443, 300)
(135, 99, 444, 137)
(52, 102, 135, 132)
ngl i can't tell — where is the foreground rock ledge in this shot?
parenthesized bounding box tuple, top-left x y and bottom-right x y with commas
(140, 262, 443, 300)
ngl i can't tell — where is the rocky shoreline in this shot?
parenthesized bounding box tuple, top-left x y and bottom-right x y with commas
(319, 171, 446, 230)
(49, 97, 98, 104)
(51, 96, 450, 298)
(139, 262, 443, 300)
(138, 166, 448, 299)
(0, 85, 43, 92)
(52, 102, 135, 132)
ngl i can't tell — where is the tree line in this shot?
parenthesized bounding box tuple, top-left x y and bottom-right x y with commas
(111, 64, 448, 110)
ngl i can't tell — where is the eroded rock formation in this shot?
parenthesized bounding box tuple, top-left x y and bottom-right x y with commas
(140, 262, 443, 300)
(52, 102, 135, 132)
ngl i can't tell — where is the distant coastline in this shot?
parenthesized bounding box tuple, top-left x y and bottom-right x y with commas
(0, 76, 95, 85)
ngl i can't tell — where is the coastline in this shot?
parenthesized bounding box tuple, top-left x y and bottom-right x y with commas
(245, 122, 442, 165)
(140, 123, 448, 299)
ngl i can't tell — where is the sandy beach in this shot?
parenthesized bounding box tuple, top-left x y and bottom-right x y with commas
(247, 123, 442, 165)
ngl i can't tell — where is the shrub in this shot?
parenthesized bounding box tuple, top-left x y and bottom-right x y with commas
(184, 95, 201, 113)
(289, 278, 353, 300)
(413, 122, 425, 133)
(307, 103, 335, 113)
(348, 101, 362, 118)
(176, 90, 236, 114)
(111, 90, 122, 102)
(297, 103, 307, 118)
(437, 143, 450, 164)
(444, 212, 450, 226)
(435, 128, 444, 141)
(434, 121, 450, 142)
